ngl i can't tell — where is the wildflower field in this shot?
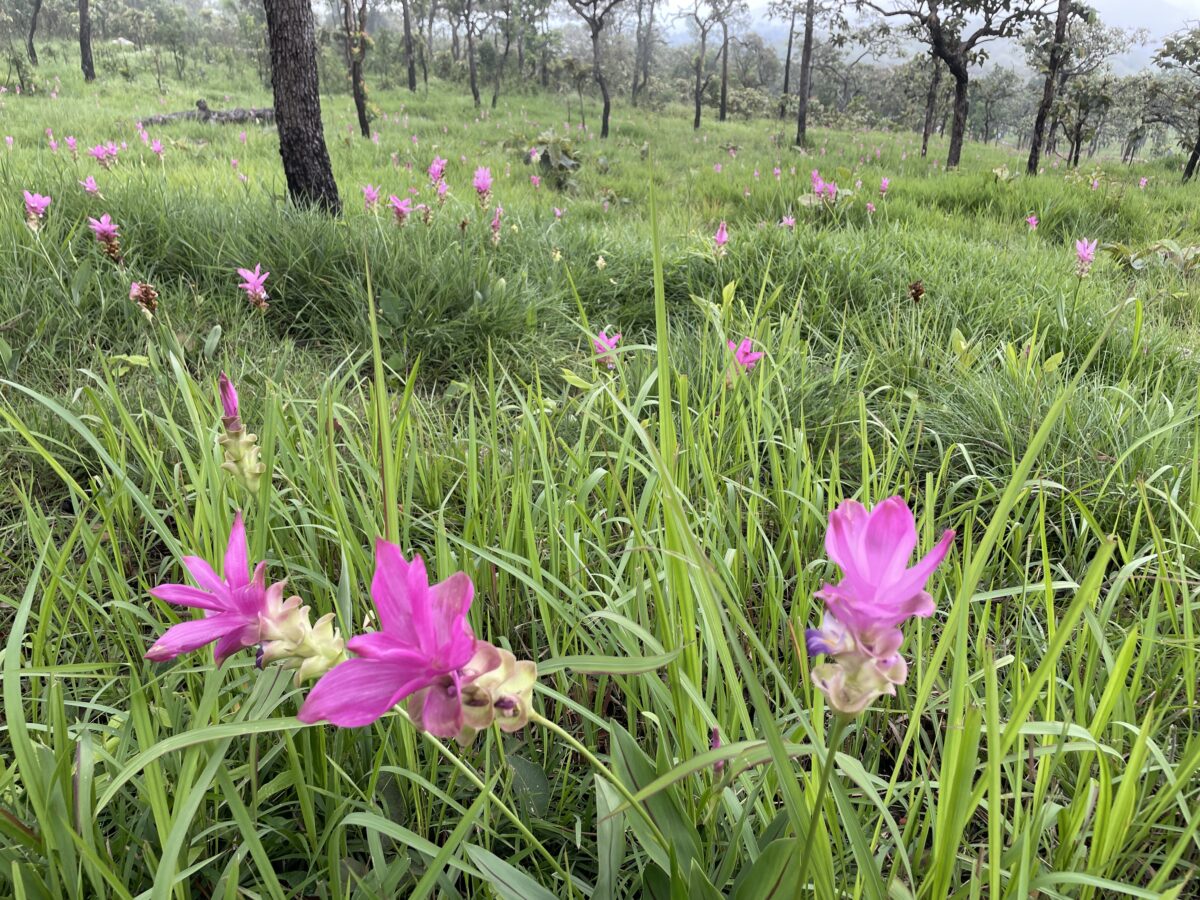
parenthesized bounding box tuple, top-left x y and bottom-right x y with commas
(3, 54, 1200, 900)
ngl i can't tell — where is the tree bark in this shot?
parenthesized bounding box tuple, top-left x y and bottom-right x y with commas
(591, 24, 612, 138)
(947, 70, 968, 168)
(27, 0, 43, 66)
(491, 10, 512, 108)
(793, 0, 815, 146)
(79, 0, 96, 81)
(465, 2, 481, 107)
(718, 20, 729, 122)
(778, 5, 796, 119)
(402, 0, 417, 91)
(1183, 120, 1200, 183)
(262, 0, 341, 213)
(1026, 0, 1069, 175)
(693, 31, 708, 130)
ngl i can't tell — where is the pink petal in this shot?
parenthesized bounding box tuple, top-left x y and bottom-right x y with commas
(370, 539, 419, 634)
(213, 624, 259, 665)
(824, 500, 870, 581)
(149, 583, 226, 612)
(182, 555, 225, 595)
(860, 497, 918, 584)
(880, 529, 955, 614)
(145, 612, 247, 661)
(427, 571, 475, 650)
(224, 513, 249, 589)
(297, 657, 431, 727)
(420, 679, 465, 737)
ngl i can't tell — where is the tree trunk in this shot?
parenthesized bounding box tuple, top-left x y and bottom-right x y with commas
(1026, 0, 1069, 174)
(640, 2, 653, 104)
(631, 0, 645, 104)
(718, 20, 729, 122)
(465, 5, 480, 107)
(491, 16, 511, 108)
(402, 0, 417, 91)
(1183, 119, 1200, 182)
(341, 0, 370, 138)
(693, 31, 707, 130)
(793, 0, 815, 146)
(79, 0, 96, 81)
(262, 0, 341, 213)
(27, 0, 43, 66)
(590, 24, 612, 138)
(946, 70, 969, 168)
(778, 5, 796, 119)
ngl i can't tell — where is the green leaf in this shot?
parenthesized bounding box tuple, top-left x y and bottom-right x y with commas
(463, 845, 559, 900)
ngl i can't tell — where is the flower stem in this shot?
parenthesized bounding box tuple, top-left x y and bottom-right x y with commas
(797, 713, 850, 894)
(531, 711, 669, 849)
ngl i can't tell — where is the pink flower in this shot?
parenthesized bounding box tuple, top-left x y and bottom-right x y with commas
(230, 158, 239, 170)
(866, 202, 876, 214)
(1075, 238, 1097, 277)
(4, 136, 12, 149)
(48, 139, 58, 152)
(714, 220, 728, 251)
(239, 131, 247, 144)
(428, 156, 447, 182)
(436, 180, 449, 202)
(553, 207, 563, 220)
(151, 139, 164, 158)
(218, 372, 240, 426)
(806, 497, 955, 714)
(87, 213, 119, 243)
(713, 163, 723, 174)
(1090, 179, 1098, 190)
(390, 195, 413, 225)
(728, 338, 763, 372)
(65, 136, 76, 153)
(237, 264, 269, 308)
(780, 215, 796, 231)
(1138, 177, 1148, 189)
(473, 166, 492, 196)
(593, 329, 621, 368)
(1026, 215, 1038, 230)
(490, 205, 503, 244)
(773, 167, 781, 179)
(297, 542, 479, 729)
(879, 177, 890, 196)
(145, 512, 277, 664)
(530, 174, 541, 188)
(23, 190, 51, 220)
(811, 169, 823, 192)
(363, 184, 380, 210)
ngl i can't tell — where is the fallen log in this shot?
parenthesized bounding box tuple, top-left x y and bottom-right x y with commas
(140, 99, 275, 127)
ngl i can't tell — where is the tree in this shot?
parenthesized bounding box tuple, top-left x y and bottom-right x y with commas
(631, 0, 660, 105)
(339, 0, 371, 138)
(684, 0, 730, 130)
(26, 0, 42, 66)
(401, 0, 417, 90)
(1056, 72, 1111, 165)
(717, 3, 749, 121)
(1155, 24, 1200, 182)
(1025, 0, 1068, 174)
(969, 65, 1021, 143)
(564, 0, 625, 138)
(919, 50, 941, 155)
(262, 0, 341, 213)
(795, 0, 816, 145)
(858, 0, 1053, 168)
(79, 0, 96, 82)
(770, 1, 798, 119)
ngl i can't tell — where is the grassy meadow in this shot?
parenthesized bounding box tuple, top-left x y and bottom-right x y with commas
(2, 49, 1200, 899)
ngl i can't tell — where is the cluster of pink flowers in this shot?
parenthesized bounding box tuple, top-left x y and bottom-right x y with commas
(1026, 215, 1039, 231)
(811, 169, 838, 201)
(89, 142, 119, 168)
(728, 337, 763, 373)
(363, 184, 380, 211)
(806, 498, 954, 713)
(22, 190, 51, 230)
(1075, 238, 1097, 278)
(88, 214, 123, 263)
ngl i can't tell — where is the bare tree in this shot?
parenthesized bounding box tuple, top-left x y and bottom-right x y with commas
(920, 51, 941, 156)
(564, 0, 626, 138)
(795, 0, 817, 145)
(27, 0, 43, 66)
(401, 0, 417, 90)
(631, 0, 660, 105)
(263, 0, 341, 213)
(1026, 0, 1068, 174)
(339, 0, 371, 137)
(771, 1, 798, 119)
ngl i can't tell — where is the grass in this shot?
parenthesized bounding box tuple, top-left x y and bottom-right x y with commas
(1, 49, 1199, 898)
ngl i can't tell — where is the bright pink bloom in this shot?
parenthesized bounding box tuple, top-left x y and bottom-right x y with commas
(390, 195, 413, 225)
(530, 174, 541, 188)
(23, 191, 51, 219)
(297, 542, 478, 728)
(593, 329, 621, 368)
(218, 372, 240, 425)
(1138, 177, 1148, 189)
(866, 202, 876, 214)
(363, 184, 380, 210)
(714, 220, 728, 250)
(1026, 215, 1039, 230)
(879, 177, 890, 196)
(428, 156, 447, 182)
(728, 338, 763, 372)
(237, 264, 269, 304)
(151, 139, 164, 158)
(145, 513, 275, 664)
(1075, 238, 1097, 276)
(87, 214, 119, 243)
(80, 176, 100, 195)
(780, 215, 796, 230)
(473, 166, 492, 195)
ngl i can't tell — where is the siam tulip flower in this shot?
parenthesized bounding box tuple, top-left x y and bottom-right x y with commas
(805, 497, 954, 714)
(65, 135, 77, 155)
(727, 337, 763, 372)
(129, 281, 159, 318)
(530, 174, 541, 188)
(773, 166, 782, 179)
(780, 215, 796, 231)
(855, 179, 863, 190)
(151, 139, 164, 158)
(1075, 238, 1097, 278)
(473, 166, 492, 206)
(362, 183, 380, 211)
(239, 130, 247, 144)
(879, 177, 890, 196)
(230, 158, 239, 170)
(811, 169, 823, 192)
(88, 214, 123, 263)
(237, 264, 270, 311)
(1026, 215, 1038, 230)
(490, 205, 503, 245)
(553, 207, 564, 220)
(866, 202, 876, 214)
(1090, 179, 1098, 190)
(49, 139, 58, 153)
(217, 371, 266, 491)
(1138, 177, 1148, 189)
(4, 136, 12, 150)
(710, 727, 725, 774)
(428, 156, 447, 183)
(389, 194, 413, 225)
(713, 163, 723, 174)
(297, 543, 480, 729)
(821, 181, 838, 201)
(593, 329, 621, 368)
(714, 220, 728, 256)
(23, 190, 51, 230)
